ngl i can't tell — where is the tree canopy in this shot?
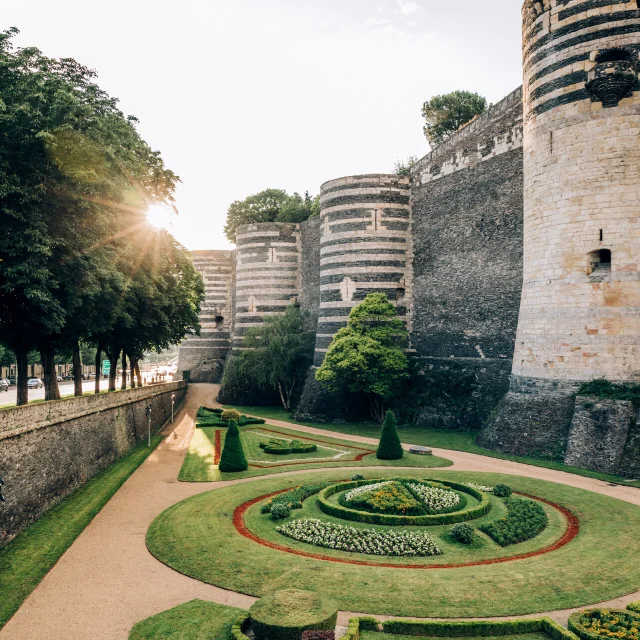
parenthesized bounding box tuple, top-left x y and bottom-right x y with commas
(0, 28, 203, 403)
(316, 293, 409, 422)
(394, 156, 418, 176)
(224, 189, 319, 243)
(235, 305, 315, 411)
(422, 91, 488, 146)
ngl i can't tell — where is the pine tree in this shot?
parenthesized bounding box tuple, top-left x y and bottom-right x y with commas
(376, 411, 404, 460)
(218, 420, 248, 472)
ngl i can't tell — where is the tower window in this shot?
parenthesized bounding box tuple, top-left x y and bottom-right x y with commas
(587, 249, 611, 276)
(595, 48, 634, 64)
(215, 315, 224, 329)
(599, 229, 603, 242)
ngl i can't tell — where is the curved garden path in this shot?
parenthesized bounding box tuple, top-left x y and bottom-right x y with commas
(1, 383, 639, 640)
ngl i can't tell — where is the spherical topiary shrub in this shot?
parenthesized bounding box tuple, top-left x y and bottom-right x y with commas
(218, 420, 248, 472)
(222, 408, 242, 423)
(249, 590, 338, 640)
(351, 474, 365, 481)
(376, 410, 403, 461)
(270, 503, 291, 521)
(493, 484, 513, 498)
(451, 523, 476, 545)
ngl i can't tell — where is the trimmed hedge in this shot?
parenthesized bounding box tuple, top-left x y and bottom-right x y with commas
(196, 406, 265, 428)
(377, 410, 403, 460)
(568, 609, 640, 640)
(381, 617, 579, 639)
(218, 420, 248, 472)
(261, 482, 332, 514)
(629, 602, 640, 614)
(249, 589, 338, 640)
(231, 613, 251, 640)
(480, 497, 548, 546)
(342, 617, 379, 640)
(317, 479, 490, 526)
(260, 438, 317, 455)
(301, 631, 335, 639)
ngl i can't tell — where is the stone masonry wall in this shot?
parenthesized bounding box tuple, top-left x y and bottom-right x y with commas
(409, 88, 524, 429)
(0, 381, 187, 545)
(564, 395, 635, 475)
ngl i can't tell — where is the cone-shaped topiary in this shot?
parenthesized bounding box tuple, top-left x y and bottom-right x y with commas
(218, 420, 248, 472)
(376, 410, 403, 460)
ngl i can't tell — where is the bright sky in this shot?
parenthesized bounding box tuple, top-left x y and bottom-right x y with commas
(4, 0, 523, 250)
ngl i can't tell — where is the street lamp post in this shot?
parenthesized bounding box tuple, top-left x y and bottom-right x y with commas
(145, 404, 152, 447)
(171, 392, 176, 423)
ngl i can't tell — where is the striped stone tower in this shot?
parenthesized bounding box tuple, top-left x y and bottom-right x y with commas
(176, 250, 233, 382)
(313, 174, 413, 364)
(233, 222, 301, 348)
(480, 0, 640, 454)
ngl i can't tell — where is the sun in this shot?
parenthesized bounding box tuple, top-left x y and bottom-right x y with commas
(146, 203, 175, 229)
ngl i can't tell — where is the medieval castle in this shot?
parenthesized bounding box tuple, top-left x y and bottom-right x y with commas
(177, 0, 640, 478)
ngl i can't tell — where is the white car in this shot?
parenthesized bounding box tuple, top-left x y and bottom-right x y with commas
(27, 378, 44, 389)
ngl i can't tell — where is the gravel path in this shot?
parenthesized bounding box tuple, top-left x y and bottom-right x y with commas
(1, 383, 639, 639)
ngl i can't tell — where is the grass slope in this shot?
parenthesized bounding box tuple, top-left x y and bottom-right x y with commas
(129, 599, 243, 639)
(179, 425, 452, 482)
(147, 469, 640, 618)
(0, 436, 163, 630)
(227, 405, 640, 488)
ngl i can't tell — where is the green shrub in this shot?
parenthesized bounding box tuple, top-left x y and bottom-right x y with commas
(222, 408, 242, 423)
(249, 590, 338, 640)
(262, 483, 332, 514)
(451, 523, 476, 544)
(493, 484, 512, 498)
(218, 420, 248, 472)
(231, 613, 251, 640)
(376, 411, 403, 460)
(629, 602, 640, 614)
(196, 406, 265, 428)
(351, 474, 365, 481)
(317, 479, 489, 526)
(569, 609, 640, 640)
(270, 503, 291, 521)
(383, 618, 544, 637)
(260, 438, 317, 455)
(578, 379, 640, 403)
(480, 497, 548, 546)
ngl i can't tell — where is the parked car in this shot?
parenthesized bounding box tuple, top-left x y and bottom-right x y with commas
(56, 375, 63, 382)
(27, 377, 44, 389)
(8, 376, 16, 385)
(0, 380, 8, 392)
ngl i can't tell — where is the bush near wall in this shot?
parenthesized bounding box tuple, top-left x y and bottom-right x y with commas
(317, 479, 489, 526)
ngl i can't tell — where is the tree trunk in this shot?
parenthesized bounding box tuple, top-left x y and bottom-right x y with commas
(276, 381, 290, 411)
(95, 344, 102, 394)
(121, 350, 127, 391)
(40, 344, 61, 401)
(16, 346, 28, 406)
(369, 395, 384, 423)
(129, 357, 137, 388)
(108, 345, 119, 392)
(72, 339, 83, 397)
(135, 361, 143, 387)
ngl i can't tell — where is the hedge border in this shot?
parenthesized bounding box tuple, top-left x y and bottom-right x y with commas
(568, 609, 640, 640)
(628, 602, 640, 614)
(231, 613, 251, 640)
(317, 479, 490, 526)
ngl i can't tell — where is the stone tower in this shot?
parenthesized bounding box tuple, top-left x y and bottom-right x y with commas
(480, 0, 640, 455)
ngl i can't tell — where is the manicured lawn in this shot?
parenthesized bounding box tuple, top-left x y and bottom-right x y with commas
(227, 405, 640, 487)
(129, 599, 243, 639)
(179, 424, 452, 482)
(0, 436, 163, 630)
(147, 468, 640, 618)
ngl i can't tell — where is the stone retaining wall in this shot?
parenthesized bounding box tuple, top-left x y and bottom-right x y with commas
(0, 381, 187, 545)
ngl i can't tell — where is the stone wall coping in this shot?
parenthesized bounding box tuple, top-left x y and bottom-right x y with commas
(0, 381, 187, 442)
(575, 395, 635, 408)
(412, 86, 524, 175)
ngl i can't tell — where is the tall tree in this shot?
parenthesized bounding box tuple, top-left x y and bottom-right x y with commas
(422, 91, 487, 146)
(316, 293, 409, 422)
(236, 305, 315, 411)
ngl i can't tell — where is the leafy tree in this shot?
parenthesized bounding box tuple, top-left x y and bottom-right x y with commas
(218, 420, 248, 472)
(394, 156, 418, 176)
(422, 91, 487, 146)
(316, 293, 409, 422)
(376, 410, 404, 460)
(224, 189, 319, 243)
(236, 305, 315, 411)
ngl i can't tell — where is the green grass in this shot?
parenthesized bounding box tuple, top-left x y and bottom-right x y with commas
(147, 468, 640, 618)
(0, 435, 163, 630)
(178, 425, 452, 482)
(227, 405, 640, 487)
(129, 599, 243, 639)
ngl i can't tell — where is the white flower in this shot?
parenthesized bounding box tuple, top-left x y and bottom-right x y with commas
(407, 483, 460, 512)
(343, 481, 392, 503)
(465, 482, 495, 493)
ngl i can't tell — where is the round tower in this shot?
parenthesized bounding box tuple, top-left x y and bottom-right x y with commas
(313, 174, 412, 365)
(514, 0, 640, 384)
(233, 222, 301, 348)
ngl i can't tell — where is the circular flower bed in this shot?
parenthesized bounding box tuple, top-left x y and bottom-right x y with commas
(569, 609, 640, 640)
(276, 518, 443, 557)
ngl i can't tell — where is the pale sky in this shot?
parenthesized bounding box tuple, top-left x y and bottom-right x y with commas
(4, 0, 523, 250)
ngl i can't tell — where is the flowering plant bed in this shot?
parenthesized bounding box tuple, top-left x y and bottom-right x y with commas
(341, 481, 426, 516)
(276, 518, 443, 557)
(569, 610, 640, 640)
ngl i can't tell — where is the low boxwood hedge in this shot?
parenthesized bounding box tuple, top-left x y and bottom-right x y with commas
(568, 609, 640, 640)
(342, 617, 379, 640)
(480, 497, 548, 547)
(317, 479, 490, 526)
(231, 613, 251, 639)
(249, 589, 338, 640)
(260, 438, 317, 455)
(629, 602, 640, 614)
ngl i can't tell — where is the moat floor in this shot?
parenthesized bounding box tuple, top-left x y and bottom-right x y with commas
(2, 383, 639, 640)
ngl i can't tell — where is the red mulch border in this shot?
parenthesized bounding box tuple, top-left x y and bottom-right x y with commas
(232, 488, 580, 570)
(214, 430, 221, 465)
(244, 425, 375, 469)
